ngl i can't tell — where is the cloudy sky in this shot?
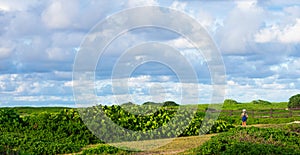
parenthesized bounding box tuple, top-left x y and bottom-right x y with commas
(0, 0, 299, 107)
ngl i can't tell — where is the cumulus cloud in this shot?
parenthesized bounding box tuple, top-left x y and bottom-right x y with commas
(125, 0, 158, 8)
(216, 0, 265, 54)
(0, 0, 40, 12)
(1, 0, 300, 106)
(95, 76, 211, 105)
(170, 1, 187, 12)
(255, 18, 300, 43)
(42, 0, 80, 29)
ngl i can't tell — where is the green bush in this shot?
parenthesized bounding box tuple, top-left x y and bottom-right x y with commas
(251, 99, 272, 105)
(194, 127, 300, 155)
(0, 109, 22, 131)
(288, 94, 300, 108)
(224, 99, 240, 105)
(163, 101, 179, 106)
(81, 145, 136, 155)
(0, 109, 102, 154)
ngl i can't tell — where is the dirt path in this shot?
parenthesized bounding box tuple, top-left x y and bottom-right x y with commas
(131, 134, 216, 155)
(64, 134, 216, 155)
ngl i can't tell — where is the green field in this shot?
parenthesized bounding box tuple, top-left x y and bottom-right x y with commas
(8, 106, 71, 116)
(1, 102, 300, 154)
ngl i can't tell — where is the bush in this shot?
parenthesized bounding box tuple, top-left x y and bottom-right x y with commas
(0, 109, 22, 130)
(162, 101, 179, 107)
(251, 99, 271, 105)
(81, 145, 136, 155)
(142, 101, 163, 106)
(0, 109, 103, 154)
(194, 127, 300, 155)
(288, 94, 300, 108)
(224, 99, 240, 105)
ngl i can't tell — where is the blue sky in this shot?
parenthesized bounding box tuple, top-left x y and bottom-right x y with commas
(0, 0, 300, 107)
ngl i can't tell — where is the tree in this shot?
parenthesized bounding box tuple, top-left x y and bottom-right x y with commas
(162, 101, 179, 107)
(288, 94, 300, 108)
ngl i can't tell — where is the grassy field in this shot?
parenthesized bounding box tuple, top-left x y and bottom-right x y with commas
(1, 106, 71, 116)
(2, 101, 288, 115)
(196, 102, 288, 111)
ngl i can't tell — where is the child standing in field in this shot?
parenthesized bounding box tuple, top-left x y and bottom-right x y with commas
(241, 109, 248, 127)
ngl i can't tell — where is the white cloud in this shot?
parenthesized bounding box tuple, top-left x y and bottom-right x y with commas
(46, 47, 73, 61)
(0, 47, 13, 59)
(255, 18, 300, 43)
(64, 81, 73, 87)
(94, 76, 212, 104)
(1, 0, 300, 107)
(166, 37, 194, 49)
(197, 10, 214, 31)
(236, 0, 257, 10)
(279, 18, 300, 43)
(0, 0, 40, 12)
(125, 0, 158, 8)
(42, 0, 79, 29)
(170, 1, 187, 12)
(217, 0, 265, 53)
(254, 25, 280, 43)
(284, 5, 300, 17)
(225, 76, 300, 102)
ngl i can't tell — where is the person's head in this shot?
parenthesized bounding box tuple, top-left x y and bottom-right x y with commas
(242, 109, 246, 113)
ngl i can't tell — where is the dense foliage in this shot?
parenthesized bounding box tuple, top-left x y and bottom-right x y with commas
(288, 94, 300, 108)
(0, 105, 235, 154)
(80, 105, 234, 142)
(0, 109, 102, 154)
(193, 127, 300, 155)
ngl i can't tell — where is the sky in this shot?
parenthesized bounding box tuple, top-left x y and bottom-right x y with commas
(0, 0, 300, 107)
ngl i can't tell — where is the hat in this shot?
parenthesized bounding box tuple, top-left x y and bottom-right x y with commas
(242, 109, 246, 112)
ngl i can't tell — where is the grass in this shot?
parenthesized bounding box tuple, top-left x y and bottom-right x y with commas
(0, 102, 288, 115)
(0, 107, 71, 116)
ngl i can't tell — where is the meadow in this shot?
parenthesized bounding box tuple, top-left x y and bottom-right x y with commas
(0, 101, 299, 154)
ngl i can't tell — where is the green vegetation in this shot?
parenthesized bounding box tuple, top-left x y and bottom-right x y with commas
(224, 99, 240, 105)
(189, 126, 300, 155)
(80, 145, 136, 155)
(288, 94, 300, 108)
(0, 105, 234, 154)
(0, 99, 299, 154)
(163, 101, 179, 106)
(251, 99, 272, 105)
(0, 109, 102, 154)
(3, 106, 71, 116)
(80, 104, 234, 142)
(220, 101, 287, 110)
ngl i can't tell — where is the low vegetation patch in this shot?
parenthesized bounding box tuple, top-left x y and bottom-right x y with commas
(190, 126, 300, 155)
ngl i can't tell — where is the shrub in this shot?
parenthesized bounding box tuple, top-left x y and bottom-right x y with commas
(0, 109, 22, 131)
(142, 101, 163, 106)
(194, 127, 300, 155)
(224, 99, 240, 104)
(251, 99, 271, 105)
(162, 101, 179, 107)
(288, 94, 300, 108)
(81, 145, 136, 155)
